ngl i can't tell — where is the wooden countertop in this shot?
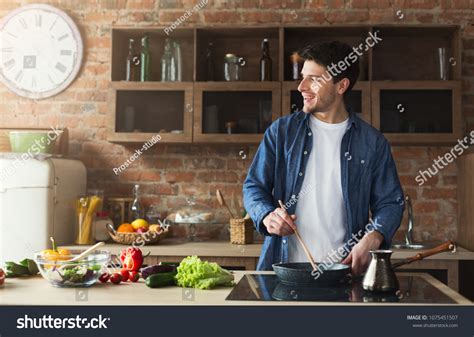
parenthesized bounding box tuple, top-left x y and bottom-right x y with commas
(0, 271, 470, 305)
(63, 240, 474, 260)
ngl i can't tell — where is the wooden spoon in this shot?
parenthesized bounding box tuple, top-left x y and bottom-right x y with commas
(216, 189, 236, 218)
(278, 200, 317, 271)
(67, 242, 105, 262)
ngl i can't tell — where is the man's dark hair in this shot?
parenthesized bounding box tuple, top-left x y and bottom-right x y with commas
(298, 41, 359, 96)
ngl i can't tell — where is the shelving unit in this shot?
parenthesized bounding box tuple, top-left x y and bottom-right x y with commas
(108, 24, 462, 145)
(193, 81, 281, 143)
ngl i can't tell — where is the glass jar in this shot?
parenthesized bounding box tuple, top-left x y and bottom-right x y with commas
(93, 211, 112, 242)
(224, 54, 246, 81)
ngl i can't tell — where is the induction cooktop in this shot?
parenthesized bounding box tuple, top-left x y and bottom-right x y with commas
(225, 274, 455, 303)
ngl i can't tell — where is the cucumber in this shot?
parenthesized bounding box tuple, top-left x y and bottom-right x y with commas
(145, 271, 176, 288)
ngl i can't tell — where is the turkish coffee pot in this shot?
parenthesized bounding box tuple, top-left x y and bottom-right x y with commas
(362, 240, 456, 292)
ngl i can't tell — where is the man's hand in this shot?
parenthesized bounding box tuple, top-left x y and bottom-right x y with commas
(262, 208, 297, 236)
(341, 231, 384, 276)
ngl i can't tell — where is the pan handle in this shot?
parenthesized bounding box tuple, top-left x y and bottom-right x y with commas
(392, 240, 456, 269)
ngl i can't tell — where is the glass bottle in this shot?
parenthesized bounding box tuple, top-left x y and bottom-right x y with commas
(131, 184, 145, 221)
(260, 38, 272, 81)
(126, 38, 136, 81)
(206, 42, 215, 81)
(140, 35, 150, 82)
(161, 38, 173, 82)
(173, 41, 182, 81)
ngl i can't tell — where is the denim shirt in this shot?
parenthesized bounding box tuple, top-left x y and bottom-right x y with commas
(243, 111, 405, 270)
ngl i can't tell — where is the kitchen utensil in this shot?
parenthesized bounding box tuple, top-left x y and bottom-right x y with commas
(106, 223, 169, 245)
(277, 200, 317, 271)
(34, 249, 110, 288)
(273, 262, 351, 286)
(362, 240, 456, 292)
(216, 189, 235, 218)
(67, 242, 105, 262)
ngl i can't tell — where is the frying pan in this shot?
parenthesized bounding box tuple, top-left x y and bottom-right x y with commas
(272, 262, 351, 286)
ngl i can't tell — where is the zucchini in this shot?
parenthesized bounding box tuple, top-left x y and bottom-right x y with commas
(145, 271, 176, 288)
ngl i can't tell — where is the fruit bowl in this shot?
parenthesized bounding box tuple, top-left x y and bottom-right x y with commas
(107, 224, 169, 245)
(34, 250, 110, 288)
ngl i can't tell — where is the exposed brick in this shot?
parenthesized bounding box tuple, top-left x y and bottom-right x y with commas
(201, 10, 241, 23)
(165, 172, 196, 183)
(241, 11, 282, 23)
(413, 201, 440, 213)
(421, 187, 457, 199)
(127, 0, 156, 9)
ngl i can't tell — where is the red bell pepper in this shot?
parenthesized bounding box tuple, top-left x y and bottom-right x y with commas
(120, 247, 145, 271)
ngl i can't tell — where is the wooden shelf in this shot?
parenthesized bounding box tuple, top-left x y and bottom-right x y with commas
(107, 81, 193, 143)
(193, 81, 281, 143)
(108, 24, 462, 145)
(196, 27, 280, 82)
(372, 80, 462, 145)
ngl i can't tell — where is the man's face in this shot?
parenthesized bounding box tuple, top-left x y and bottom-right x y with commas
(297, 60, 339, 114)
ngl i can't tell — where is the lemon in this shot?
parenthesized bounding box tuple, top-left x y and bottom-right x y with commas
(131, 218, 149, 230)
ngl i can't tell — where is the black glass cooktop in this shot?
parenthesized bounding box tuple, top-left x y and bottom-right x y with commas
(226, 274, 455, 303)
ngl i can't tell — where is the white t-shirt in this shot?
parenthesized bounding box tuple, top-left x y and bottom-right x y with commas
(288, 114, 349, 263)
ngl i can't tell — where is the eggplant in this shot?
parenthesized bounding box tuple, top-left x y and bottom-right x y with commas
(140, 264, 176, 280)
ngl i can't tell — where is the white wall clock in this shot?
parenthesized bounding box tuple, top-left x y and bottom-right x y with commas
(0, 4, 83, 99)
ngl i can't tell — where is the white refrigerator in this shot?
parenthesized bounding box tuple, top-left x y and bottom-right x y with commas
(0, 155, 86, 265)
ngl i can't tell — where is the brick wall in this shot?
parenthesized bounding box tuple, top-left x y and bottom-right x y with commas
(1, 0, 473, 242)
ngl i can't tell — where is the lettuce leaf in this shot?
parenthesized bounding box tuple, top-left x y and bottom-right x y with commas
(175, 256, 234, 290)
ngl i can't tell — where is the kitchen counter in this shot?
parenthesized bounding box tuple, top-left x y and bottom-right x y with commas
(63, 241, 474, 291)
(0, 271, 470, 306)
(63, 240, 474, 260)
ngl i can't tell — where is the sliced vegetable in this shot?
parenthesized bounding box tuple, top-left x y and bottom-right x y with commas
(145, 271, 176, 288)
(120, 247, 145, 271)
(175, 256, 234, 290)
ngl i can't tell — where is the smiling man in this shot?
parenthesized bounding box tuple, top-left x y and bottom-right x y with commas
(243, 41, 405, 274)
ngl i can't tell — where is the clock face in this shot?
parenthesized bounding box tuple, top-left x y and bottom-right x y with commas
(0, 4, 83, 99)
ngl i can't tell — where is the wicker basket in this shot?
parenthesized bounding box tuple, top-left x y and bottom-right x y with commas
(107, 224, 169, 245)
(230, 218, 254, 244)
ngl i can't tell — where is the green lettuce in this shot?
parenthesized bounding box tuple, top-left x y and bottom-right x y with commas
(175, 256, 234, 290)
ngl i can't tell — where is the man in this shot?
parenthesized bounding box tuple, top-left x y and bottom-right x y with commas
(243, 41, 404, 274)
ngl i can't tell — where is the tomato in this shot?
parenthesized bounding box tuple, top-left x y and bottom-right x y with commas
(110, 273, 122, 284)
(120, 270, 130, 282)
(0, 268, 5, 286)
(129, 271, 139, 282)
(99, 273, 110, 283)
